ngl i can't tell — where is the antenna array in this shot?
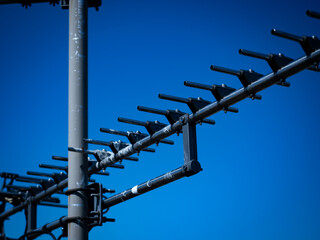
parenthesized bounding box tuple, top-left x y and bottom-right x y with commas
(0, 4, 319, 240)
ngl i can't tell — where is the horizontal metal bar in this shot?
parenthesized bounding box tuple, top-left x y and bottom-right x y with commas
(158, 93, 188, 103)
(84, 138, 111, 146)
(94, 171, 110, 176)
(210, 65, 239, 75)
(5, 184, 42, 192)
(103, 165, 188, 208)
(184, 81, 213, 91)
(118, 117, 146, 126)
(15, 176, 49, 184)
(224, 106, 238, 113)
(0, 191, 24, 198)
(306, 10, 320, 19)
(137, 105, 166, 115)
(100, 128, 128, 136)
(239, 49, 269, 60)
(27, 171, 52, 178)
(201, 119, 216, 125)
(52, 156, 68, 161)
(271, 29, 302, 42)
(39, 164, 67, 172)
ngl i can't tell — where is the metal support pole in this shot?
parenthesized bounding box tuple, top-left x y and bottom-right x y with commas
(26, 201, 37, 233)
(0, 202, 5, 238)
(182, 120, 201, 177)
(183, 121, 197, 164)
(68, 0, 88, 239)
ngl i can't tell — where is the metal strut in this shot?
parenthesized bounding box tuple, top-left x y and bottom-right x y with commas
(102, 121, 202, 208)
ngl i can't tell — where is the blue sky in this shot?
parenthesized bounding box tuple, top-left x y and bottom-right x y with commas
(1, 0, 320, 239)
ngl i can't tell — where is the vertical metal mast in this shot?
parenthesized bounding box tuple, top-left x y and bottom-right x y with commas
(68, 0, 88, 239)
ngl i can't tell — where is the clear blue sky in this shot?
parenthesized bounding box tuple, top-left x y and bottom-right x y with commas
(1, 0, 320, 239)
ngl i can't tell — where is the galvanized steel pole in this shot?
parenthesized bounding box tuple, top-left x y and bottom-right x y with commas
(68, 0, 88, 239)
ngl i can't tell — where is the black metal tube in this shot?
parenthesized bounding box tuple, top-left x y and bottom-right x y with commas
(83, 138, 111, 146)
(239, 49, 269, 60)
(0, 191, 24, 198)
(184, 81, 213, 91)
(118, 117, 146, 126)
(15, 176, 47, 184)
(271, 29, 302, 42)
(137, 106, 166, 115)
(5, 185, 41, 192)
(306, 10, 320, 20)
(27, 171, 52, 178)
(158, 94, 188, 103)
(52, 156, 68, 161)
(210, 65, 239, 75)
(103, 166, 187, 208)
(225, 107, 239, 113)
(39, 164, 67, 172)
(100, 128, 127, 136)
(201, 119, 216, 125)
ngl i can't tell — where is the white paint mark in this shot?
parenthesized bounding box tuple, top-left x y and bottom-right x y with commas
(71, 204, 83, 207)
(131, 185, 139, 195)
(163, 125, 171, 134)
